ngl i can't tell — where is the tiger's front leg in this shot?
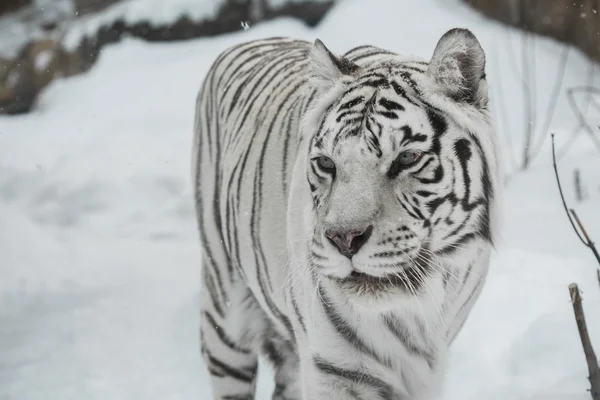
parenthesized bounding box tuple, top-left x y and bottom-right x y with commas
(285, 283, 400, 400)
(288, 278, 443, 400)
(295, 331, 406, 400)
(261, 328, 302, 400)
(200, 263, 265, 400)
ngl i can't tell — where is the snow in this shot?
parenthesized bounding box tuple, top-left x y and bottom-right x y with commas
(34, 50, 53, 72)
(1, 0, 600, 399)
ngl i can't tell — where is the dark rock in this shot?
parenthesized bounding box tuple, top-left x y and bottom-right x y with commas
(0, 0, 337, 116)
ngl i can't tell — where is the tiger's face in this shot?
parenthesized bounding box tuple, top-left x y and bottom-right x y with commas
(302, 30, 498, 305)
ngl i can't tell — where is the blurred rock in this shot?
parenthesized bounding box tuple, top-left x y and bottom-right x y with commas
(463, 0, 600, 63)
(0, 0, 336, 116)
(74, 0, 120, 16)
(0, 0, 31, 15)
(0, 39, 60, 115)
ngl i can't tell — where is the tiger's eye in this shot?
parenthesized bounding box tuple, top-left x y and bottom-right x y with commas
(397, 151, 421, 166)
(316, 156, 336, 173)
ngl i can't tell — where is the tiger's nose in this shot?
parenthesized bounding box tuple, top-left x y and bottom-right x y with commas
(324, 225, 373, 258)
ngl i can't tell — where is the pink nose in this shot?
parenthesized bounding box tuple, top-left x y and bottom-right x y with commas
(324, 225, 373, 258)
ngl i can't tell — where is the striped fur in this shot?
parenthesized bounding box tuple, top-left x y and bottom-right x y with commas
(192, 29, 503, 400)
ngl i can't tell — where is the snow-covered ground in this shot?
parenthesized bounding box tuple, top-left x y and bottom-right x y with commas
(1, 0, 600, 399)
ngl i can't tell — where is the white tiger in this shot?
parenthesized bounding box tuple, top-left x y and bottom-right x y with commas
(192, 28, 503, 400)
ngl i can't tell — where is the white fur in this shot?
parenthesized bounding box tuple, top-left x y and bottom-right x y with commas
(194, 31, 503, 400)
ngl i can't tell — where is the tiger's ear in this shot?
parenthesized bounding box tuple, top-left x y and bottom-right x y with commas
(427, 28, 488, 109)
(308, 39, 359, 93)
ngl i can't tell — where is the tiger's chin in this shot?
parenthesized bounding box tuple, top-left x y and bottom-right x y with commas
(324, 254, 439, 313)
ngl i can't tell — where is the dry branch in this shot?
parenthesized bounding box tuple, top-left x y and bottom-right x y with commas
(569, 208, 600, 273)
(565, 87, 600, 156)
(552, 134, 600, 273)
(574, 169, 583, 202)
(554, 83, 599, 160)
(569, 284, 600, 400)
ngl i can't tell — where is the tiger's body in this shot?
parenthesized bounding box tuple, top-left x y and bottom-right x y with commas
(193, 30, 503, 400)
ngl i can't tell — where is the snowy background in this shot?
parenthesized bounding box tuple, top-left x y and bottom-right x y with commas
(1, 0, 600, 399)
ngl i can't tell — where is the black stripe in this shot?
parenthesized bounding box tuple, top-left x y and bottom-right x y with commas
(382, 314, 435, 369)
(205, 349, 257, 383)
(318, 285, 392, 368)
(289, 287, 307, 334)
(416, 164, 444, 184)
(399, 65, 427, 74)
(225, 150, 246, 273)
(281, 97, 301, 196)
(222, 395, 253, 400)
(338, 96, 364, 111)
(202, 263, 225, 317)
(211, 65, 233, 282)
(313, 356, 400, 400)
(398, 71, 420, 94)
(454, 138, 473, 202)
(390, 80, 419, 107)
(438, 232, 478, 255)
(414, 156, 434, 175)
(378, 97, 404, 112)
(352, 48, 395, 62)
(470, 133, 494, 243)
(344, 44, 379, 58)
(398, 125, 427, 146)
(303, 87, 319, 114)
(416, 190, 434, 198)
(402, 193, 425, 220)
(250, 167, 295, 338)
(194, 70, 229, 309)
(378, 111, 398, 119)
(449, 274, 485, 342)
(203, 311, 252, 354)
(226, 52, 273, 115)
(398, 196, 420, 220)
(313, 104, 334, 145)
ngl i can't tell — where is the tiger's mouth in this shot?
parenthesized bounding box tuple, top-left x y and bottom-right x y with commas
(332, 250, 432, 293)
(343, 267, 422, 290)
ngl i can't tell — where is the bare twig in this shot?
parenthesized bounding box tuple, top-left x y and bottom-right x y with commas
(521, 30, 534, 170)
(552, 134, 587, 246)
(565, 87, 600, 155)
(568, 283, 600, 400)
(570, 209, 600, 268)
(574, 169, 583, 202)
(552, 134, 600, 285)
(556, 86, 600, 160)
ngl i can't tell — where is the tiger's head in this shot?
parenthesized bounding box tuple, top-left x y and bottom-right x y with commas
(299, 29, 502, 307)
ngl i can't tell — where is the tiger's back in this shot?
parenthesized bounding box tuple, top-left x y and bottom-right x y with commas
(192, 37, 316, 376)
